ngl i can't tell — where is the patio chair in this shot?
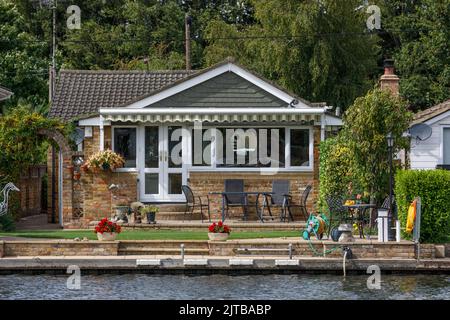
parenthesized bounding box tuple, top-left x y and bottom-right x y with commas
(283, 184, 312, 222)
(181, 185, 211, 222)
(325, 195, 350, 237)
(259, 180, 290, 222)
(223, 179, 250, 221)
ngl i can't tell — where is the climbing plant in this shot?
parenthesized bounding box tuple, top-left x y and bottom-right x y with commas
(0, 105, 67, 182)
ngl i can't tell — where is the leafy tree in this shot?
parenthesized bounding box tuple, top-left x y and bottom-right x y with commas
(380, 0, 450, 111)
(204, 0, 380, 109)
(341, 88, 412, 201)
(0, 1, 49, 113)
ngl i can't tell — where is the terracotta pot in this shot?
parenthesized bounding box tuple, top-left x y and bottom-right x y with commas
(73, 172, 81, 180)
(97, 232, 117, 241)
(208, 232, 229, 241)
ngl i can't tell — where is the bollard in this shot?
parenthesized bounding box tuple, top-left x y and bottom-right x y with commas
(288, 243, 293, 259)
(180, 243, 185, 260)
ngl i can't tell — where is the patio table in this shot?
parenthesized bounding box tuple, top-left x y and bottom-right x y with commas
(343, 203, 377, 239)
(209, 191, 273, 222)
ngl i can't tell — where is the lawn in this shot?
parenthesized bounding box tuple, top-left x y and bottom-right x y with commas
(0, 229, 300, 240)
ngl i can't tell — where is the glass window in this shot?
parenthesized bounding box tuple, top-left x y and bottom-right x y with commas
(444, 128, 450, 165)
(145, 173, 159, 194)
(168, 126, 182, 168)
(191, 129, 212, 166)
(113, 128, 136, 168)
(290, 129, 310, 166)
(145, 127, 159, 168)
(168, 173, 182, 194)
(216, 128, 285, 168)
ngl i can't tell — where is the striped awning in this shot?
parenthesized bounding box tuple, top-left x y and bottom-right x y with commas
(100, 108, 325, 124)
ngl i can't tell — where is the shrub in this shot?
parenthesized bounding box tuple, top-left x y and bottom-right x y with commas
(395, 169, 450, 243)
(318, 137, 364, 212)
(0, 214, 15, 231)
(82, 149, 125, 172)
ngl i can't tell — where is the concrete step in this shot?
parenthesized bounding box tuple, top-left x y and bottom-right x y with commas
(119, 241, 209, 250)
(119, 248, 210, 256)
(152, 204, 187, 212)
(155, 211, 204, 221)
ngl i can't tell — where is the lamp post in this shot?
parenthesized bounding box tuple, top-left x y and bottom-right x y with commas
(386, 132, 395, 240)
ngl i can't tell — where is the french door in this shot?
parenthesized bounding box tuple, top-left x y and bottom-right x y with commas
(139, 125, 187, 202)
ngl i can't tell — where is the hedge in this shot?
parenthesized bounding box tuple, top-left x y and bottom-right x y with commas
(395, 169, 450, 243)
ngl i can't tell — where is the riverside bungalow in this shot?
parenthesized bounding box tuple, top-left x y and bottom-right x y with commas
(47, 59, 342, 227)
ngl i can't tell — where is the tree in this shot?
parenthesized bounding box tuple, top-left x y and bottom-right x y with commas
(204, 0, 380, 109)
(381, 0, 450, 111)
(341, 88, 412, 201)
(0, 1, 49, 113)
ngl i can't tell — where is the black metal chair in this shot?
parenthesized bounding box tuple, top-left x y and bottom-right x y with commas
(259, 180, 290, 222)
(181, 185, 210, 222)
(223, 179, 250, 221)
(283, 184, 312, 222)
(325, 195, 350, 237)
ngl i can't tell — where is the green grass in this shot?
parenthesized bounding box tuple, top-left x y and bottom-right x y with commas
(0, 230, 300, 240)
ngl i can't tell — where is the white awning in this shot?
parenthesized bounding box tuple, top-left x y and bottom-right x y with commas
(99, 107, 329, 124)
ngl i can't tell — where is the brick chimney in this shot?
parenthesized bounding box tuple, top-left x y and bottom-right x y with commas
(380, 59, 399, 96)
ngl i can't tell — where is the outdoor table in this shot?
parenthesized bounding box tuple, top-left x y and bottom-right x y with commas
(343, 203, 377, 239)
(209, 191, 273, 222)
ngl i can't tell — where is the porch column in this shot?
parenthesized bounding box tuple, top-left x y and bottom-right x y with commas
(99, 115, 105, 151)
(320, 114, 326, 141)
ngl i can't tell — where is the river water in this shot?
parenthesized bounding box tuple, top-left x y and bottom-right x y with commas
(0, 274, 449, 300)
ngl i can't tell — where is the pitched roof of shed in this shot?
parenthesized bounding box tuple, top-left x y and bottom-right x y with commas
(0, 85, 13, 101)
(49, 69, 197, 121)
(412, 99, 450, 125)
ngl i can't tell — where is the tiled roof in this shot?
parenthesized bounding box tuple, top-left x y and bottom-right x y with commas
(49, 69, 197, 121)
(0, 85, 13, 101)
(412, 99, 450, 125)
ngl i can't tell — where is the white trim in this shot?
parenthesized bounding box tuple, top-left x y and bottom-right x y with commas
(122, 62, 310, 108)
(440, 125, 450, 164)
(99, 115, 104, 151)
(424, 110, 450, 126)
(78, 116, 111, 126)
(101, 107, 326, 115)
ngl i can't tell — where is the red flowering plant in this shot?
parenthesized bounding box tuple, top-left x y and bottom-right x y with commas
(208, 221, 231, 234)
(94, 218, 122, 234)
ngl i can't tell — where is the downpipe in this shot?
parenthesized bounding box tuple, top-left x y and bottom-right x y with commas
(342, 247, 353, 277)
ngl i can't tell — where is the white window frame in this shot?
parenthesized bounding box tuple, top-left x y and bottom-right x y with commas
(440, 125, 450, 165)
(187, 125, 314, 172)
(111, 125, 139, 172)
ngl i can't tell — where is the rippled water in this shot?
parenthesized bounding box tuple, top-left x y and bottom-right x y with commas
(0, 274, 449, 300)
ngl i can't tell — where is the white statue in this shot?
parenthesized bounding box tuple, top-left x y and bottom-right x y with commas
(0, 183, 20, 217)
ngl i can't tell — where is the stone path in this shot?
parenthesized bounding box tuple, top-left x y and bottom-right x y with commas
(15, 214, 61, 231)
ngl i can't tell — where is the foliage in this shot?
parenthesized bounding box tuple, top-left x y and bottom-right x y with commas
(204, 0, 380, 110)
(395, 170, 450, 243)
(139, 205, 159, 214)
(318, 136, 364, 212)
(0, 1, 49, 112)
(341, 88, 412, 201)
(380, 0, 450, 111)
(0, 105, 65, 181)
(208, 221, 231, 234)
(0, 214, 15, 232)
(94, 217, 122, 234)
(82, 149, 125, 172)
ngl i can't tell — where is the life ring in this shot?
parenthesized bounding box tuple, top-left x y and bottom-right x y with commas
(406, 199, 417, 233)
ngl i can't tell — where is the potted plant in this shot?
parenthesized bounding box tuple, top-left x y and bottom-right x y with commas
(140, 205, 159, 224)
(95, 218, 122, 240)
(208, 221, 231, 241)
(83, 149, 125, 173)
(114, 203, 130, 222)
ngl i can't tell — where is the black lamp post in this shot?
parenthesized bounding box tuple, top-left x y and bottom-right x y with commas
(386, 132, 395, 240)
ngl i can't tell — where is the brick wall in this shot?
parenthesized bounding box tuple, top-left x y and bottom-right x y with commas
(3, 240, 119, 256)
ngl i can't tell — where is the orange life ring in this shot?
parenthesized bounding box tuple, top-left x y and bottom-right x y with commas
(406, 199, 417, 233)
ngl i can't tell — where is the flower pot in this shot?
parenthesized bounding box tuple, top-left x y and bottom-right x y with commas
(73, 172, 81, 180)
(101, 163, 110, 171)
(114, 206, 129, 220)
(146, 212, 156, 224)
(208, 232, 230, 241)
(97, 232, 117, 241)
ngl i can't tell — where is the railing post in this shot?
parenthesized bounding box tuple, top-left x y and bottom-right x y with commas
(181, 243, 185, 260)
(414, 197, 421, 260)
(288, 243, 292, 259)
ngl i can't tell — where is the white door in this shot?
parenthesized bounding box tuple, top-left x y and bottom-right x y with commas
(140, 125, 186, 202)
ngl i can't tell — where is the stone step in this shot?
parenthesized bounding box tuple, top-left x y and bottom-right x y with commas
(119, 241, 209, 250)
(119, 248, 210, 256)
(151, 204, 187, 212)
(155, 211, 204, 221)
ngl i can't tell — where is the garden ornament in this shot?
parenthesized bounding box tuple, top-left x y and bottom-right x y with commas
(0, 183, 20, 216)
(302, 213, 329, 240)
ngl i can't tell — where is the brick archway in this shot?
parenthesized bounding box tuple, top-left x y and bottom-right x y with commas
(38, 129, 74, 225)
